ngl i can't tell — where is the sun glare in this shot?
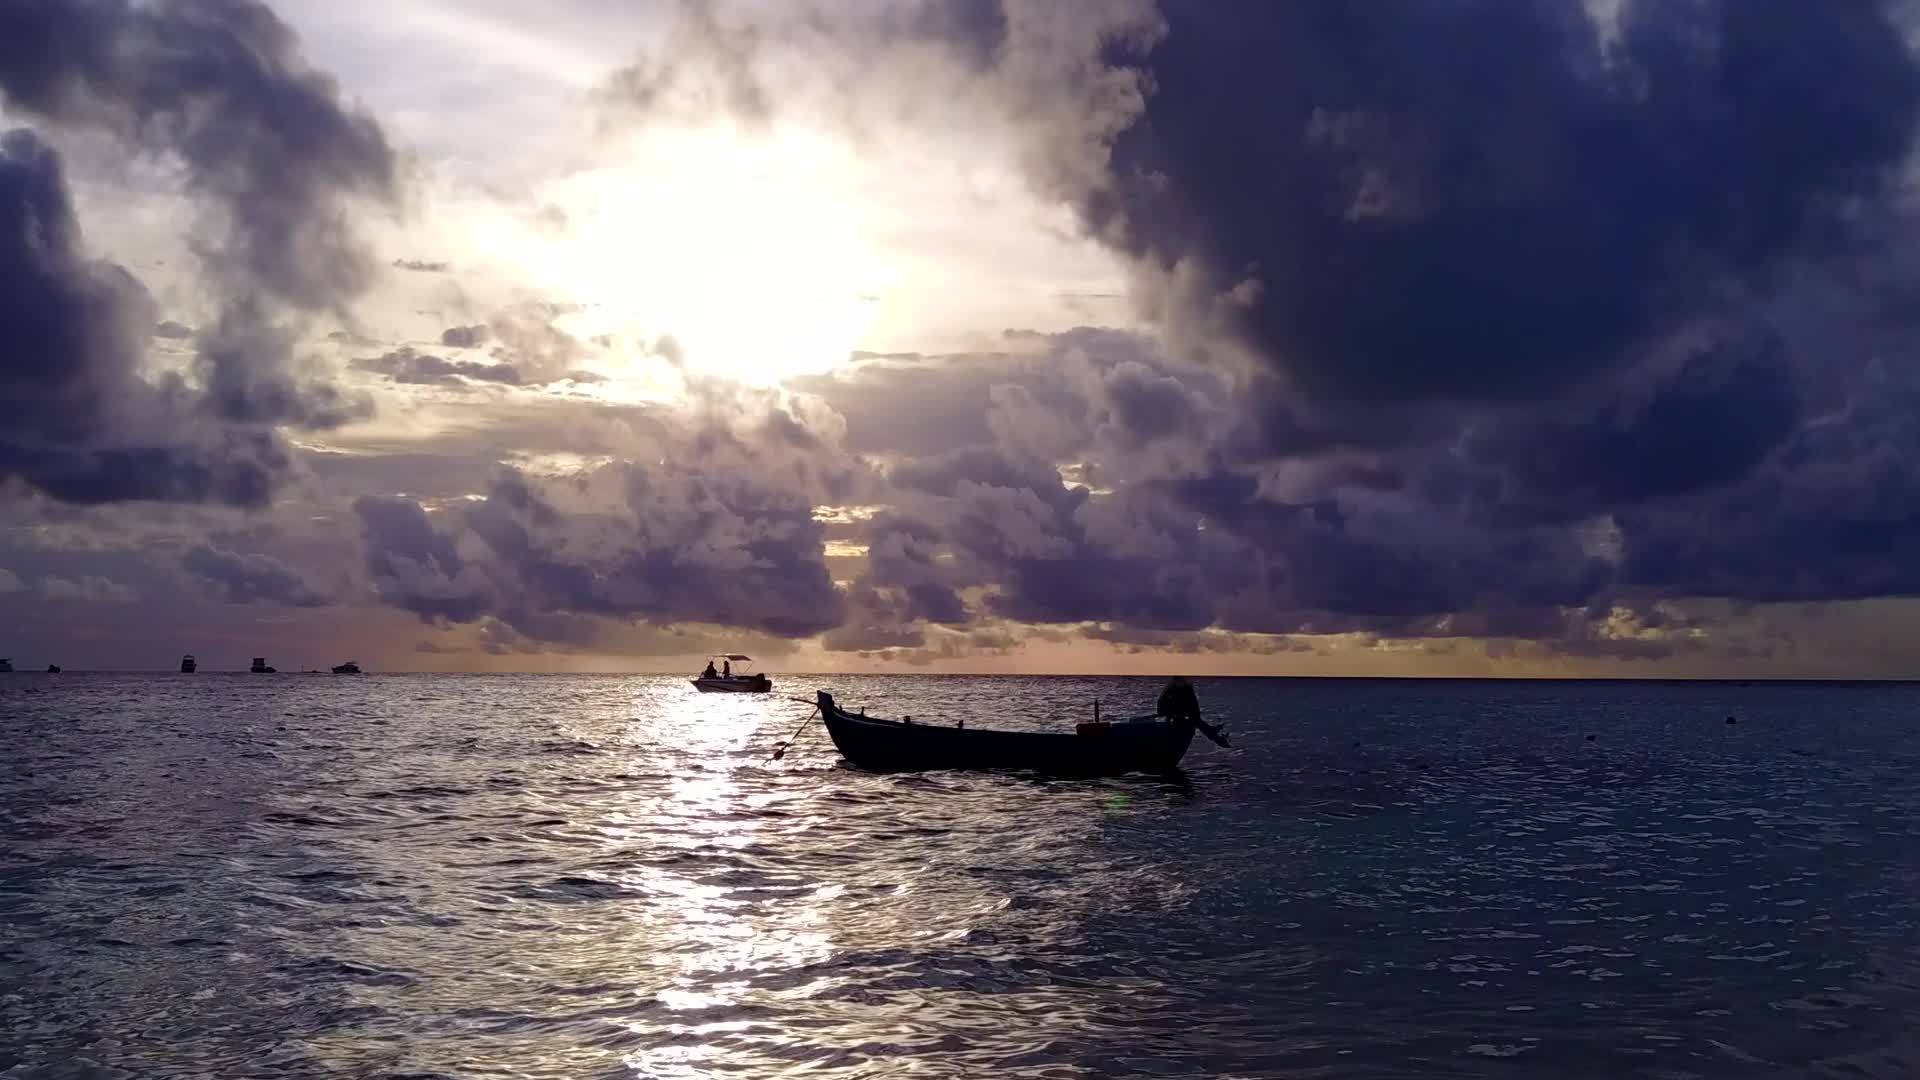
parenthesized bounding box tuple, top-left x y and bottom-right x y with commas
(527, 127, 885, 390)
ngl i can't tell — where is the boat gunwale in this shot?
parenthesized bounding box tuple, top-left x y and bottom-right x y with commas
(819, 693, 1173, 737)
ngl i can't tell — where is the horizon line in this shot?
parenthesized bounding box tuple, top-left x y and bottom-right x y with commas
(13, 670, 1920, 683)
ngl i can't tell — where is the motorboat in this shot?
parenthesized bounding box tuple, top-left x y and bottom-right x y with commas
(813, 690, 1196, 777)
(691, 654, 771, 693)
(179, 654, 196, 673)
(331, 660, 362, 674)
(250, 657, 276, 673)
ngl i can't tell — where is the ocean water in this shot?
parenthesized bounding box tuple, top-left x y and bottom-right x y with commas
(3, 674, 1919, 1079)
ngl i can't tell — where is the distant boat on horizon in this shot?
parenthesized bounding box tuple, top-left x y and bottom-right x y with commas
(180, 654, 196, 673)
(0, 658, 11, 673)
(250, 657, 277, 674)
(331, 660, 362, 675)
(45, 664, 60, 674)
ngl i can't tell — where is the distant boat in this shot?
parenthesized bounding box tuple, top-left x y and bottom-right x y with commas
(0, 658, 12, 673)
(249, 657, 276, 674)
(331, 660, 361, 674)
(180, 654, 197, 673)
(45, 664, 60, 674)
(691, 654, 771, 693)
(814, 690, 1197, 777)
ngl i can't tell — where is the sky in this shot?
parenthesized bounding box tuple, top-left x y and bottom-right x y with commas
(6, 0, 1920, 676)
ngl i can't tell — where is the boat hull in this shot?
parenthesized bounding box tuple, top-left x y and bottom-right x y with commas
(693, 676, 771, 693)
(816, 691, 1193, 777)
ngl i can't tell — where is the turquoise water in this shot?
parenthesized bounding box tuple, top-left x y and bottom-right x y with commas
(3, 674, 1918, 1077)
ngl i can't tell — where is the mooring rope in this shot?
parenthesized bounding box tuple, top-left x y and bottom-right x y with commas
(765, 704, 820, 763)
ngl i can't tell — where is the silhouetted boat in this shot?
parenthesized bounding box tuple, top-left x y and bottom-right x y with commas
(45, 664, 59, 674)
(692, 654, 771, 693)
(331, 660, 361, 674)
(0, 658, 12, 673)
(179, 654, 196, 673)
(814, 690, 1194, 776)
(249, 657, 276, 673)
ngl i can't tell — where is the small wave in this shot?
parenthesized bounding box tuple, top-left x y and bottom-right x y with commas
(292, 956, 420, 988)
(509, 876, 643, 903)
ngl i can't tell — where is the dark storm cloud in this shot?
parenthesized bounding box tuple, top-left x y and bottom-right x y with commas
(1100, 360, 1195, 447)
(357, 463, 844, 639)
(198, 303, 372, 427)
(354, 495, 494, 623)
(440, 324, 490, 349)
(820, 581, 928, 653)
(0, 0, 397, 305)
(349, 394, 867, 642)
(881, 0, 1920, 649)
(1076, 0, 1920, 412)
(1467, 330, 1804, 517)
(0, 128, 157, 451)
(0, 130, 283, 506)
(886, 0, 1920, 645)
(0, 0, 397, 507)
(181, 543, 327, 607)
(795, 329, 1231, 461)
(862, 442, 1221, 632)
(805, 354, 1625, 650)
(1615, 360, 1920, 604)
(792, 355, 1001, 457)
(353, 347, 523, 387)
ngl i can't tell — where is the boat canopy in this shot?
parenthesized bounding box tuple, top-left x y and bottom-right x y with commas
(714, 654, 753, 662)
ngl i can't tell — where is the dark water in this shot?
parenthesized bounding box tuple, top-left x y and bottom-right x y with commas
(4, 674, 1920, 1078)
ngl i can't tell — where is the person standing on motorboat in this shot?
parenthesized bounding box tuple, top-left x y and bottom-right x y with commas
(722, 659, 732, 678)
(1157, 677, 1230, 747)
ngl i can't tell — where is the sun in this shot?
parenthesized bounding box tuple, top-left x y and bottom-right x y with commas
(524, 125, 886, 389)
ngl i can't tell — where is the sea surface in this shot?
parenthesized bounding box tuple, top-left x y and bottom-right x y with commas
(3, 674, 1919, 1079)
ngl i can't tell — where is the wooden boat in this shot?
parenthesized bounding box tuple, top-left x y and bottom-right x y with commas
(692, 654, 771, 693)
(815, 690, 1194, 777)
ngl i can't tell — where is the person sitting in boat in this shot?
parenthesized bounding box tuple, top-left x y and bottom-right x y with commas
(702, 659, 718, 679)
(1157, 677, 1230, 747)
